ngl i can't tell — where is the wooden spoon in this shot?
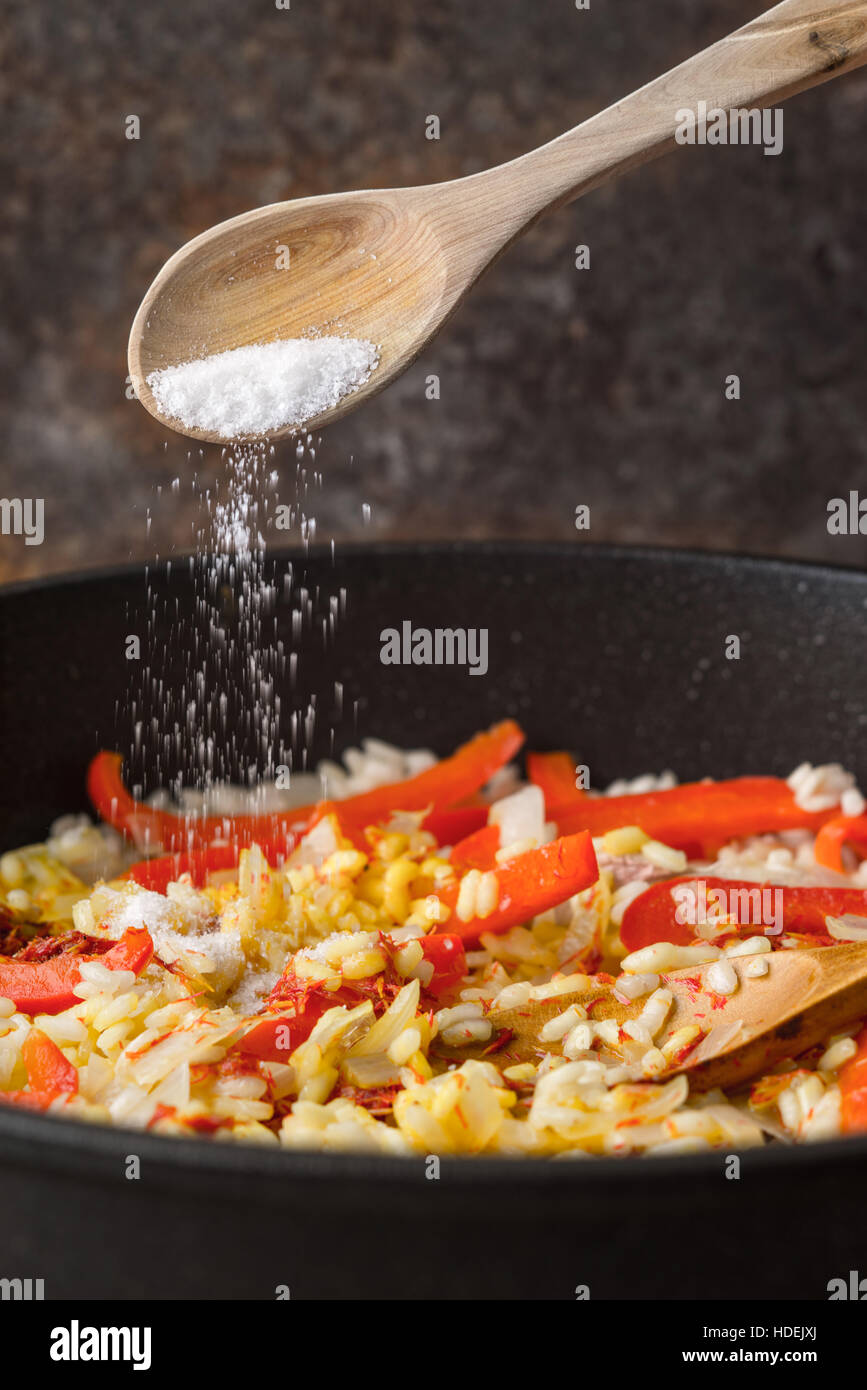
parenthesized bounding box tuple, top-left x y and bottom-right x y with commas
(436, 943, 867, 1093)
(129, 0, 867, 444)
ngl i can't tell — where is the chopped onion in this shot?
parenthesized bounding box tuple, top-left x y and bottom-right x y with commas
(826, 914, 867, 942)
(489, 785, 545, 848)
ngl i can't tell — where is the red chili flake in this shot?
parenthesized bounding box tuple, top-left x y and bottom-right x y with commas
(214, 1054, 261, 1082)
(594, 971, 616, 986)
(268, 966, 318, 1010)
(174, 988, 209, 1005)
(480, 1027, 514, 1056)
(185, 1114, 231, 1134)
(147, 1103, 176, 1128)
(161, 956, 219, 988)
(664, 972, 704, 1001)
(334, 1083, 401, 1116)
(15, 931, 114, 962)
(500, 1053, 532, 1078)
(706, 991, 729, 1012)
(267, 935, 444, 1026)
(124, 1028, 176, 1062)
(671, 1033, 703, 1066)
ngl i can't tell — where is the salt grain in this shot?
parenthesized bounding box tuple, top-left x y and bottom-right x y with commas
(147, 336, 380, 438)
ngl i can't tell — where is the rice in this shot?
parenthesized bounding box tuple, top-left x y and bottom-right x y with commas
(705, 959, 739, 996)
(1, 738, 865, 1157)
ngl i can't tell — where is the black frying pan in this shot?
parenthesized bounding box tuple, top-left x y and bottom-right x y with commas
(0, 542, 864, 1299)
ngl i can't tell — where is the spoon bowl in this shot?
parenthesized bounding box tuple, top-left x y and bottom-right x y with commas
(436, 940, 867, 1094)
(129, 187, 460, 442)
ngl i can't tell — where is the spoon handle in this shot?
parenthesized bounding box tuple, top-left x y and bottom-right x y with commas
(476, 0, 867, 228)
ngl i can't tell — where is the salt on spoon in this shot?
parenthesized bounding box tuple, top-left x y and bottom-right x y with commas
(147, 336, 379, 439)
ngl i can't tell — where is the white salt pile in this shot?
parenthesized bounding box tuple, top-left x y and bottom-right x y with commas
(147, 336, 379, 438)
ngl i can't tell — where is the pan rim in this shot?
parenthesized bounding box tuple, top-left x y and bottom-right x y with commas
(2, 536, 867, 603)
(1, 1093, 867, 1190)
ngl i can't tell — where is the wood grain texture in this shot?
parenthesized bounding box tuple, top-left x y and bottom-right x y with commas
(436, 941, 867, 1093)
(129, 0, 867, 444)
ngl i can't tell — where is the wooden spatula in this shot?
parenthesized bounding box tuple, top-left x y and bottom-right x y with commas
(438, 943, 867, 1093)
(129, 0, 867, 444)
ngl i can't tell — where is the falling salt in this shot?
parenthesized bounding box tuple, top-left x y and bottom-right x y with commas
(126, 430, 347, 808)
(147, 336, 380, 438)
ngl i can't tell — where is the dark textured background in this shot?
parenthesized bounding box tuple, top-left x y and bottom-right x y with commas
(2, 0, 867, 583)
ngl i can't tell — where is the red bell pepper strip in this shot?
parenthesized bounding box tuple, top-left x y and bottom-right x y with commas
(527, 751, 585, 808)
(87, 753, 179, 850)
(433, 831, 598, 944)
(20, 1028, 78, 1097)
(89, 752, 314, 856)
(419, 804, 489, 846)
(123, 807, 368, 892)
(238, 934, 468, 1062)
(449, 825, 501, 874)
(839, 1024, 867, 1132)
(101, 926, 155, 976)
(0, 1028, 79, 1111)
(328, 721, 524, 828)
(0, 956, 84, 1016)
(814, 813, 867, 874)
(306, 803, 370, 855)
(619, 876, 867, 952)
(124, 807, 492, 892)
(417, 933, 467, 997)
(239, 991, 341, 1062)
(553, 778, 833, 858)
(124, 846, 245, 892)
(0, 926, 153, 1015)
(89, 722, 524, 855)
(123, 837, 305, 892)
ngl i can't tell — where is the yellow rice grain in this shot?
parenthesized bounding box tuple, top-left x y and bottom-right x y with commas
(601, 826, 648, 855)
